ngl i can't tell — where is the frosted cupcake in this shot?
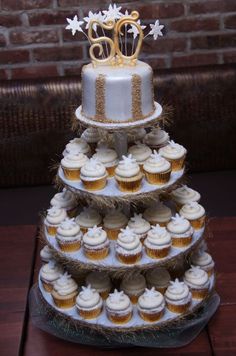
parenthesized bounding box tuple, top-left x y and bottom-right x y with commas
(76, 285, 103, 319)
(75, 207, 102, 233)
(128, 143, 152, 170)
(56, 218, 82, 252)
(143, 127, 170, 150)
(165, 278, 192, 313)
(44, 206, 67, 236)
(61, 153, 88, 181)
(83, 226, 109, 260)
(93, 147, 119, 177)
(40, 245, 54, 263)
(120, 273, 146, 304)
(167, 214, 193, 247)
(128, 213, 150, 243)
(85, 271, 112, 299)
(81, 127, 101, 152)
(143, 202, 172, 227)
(144, 225, 171, 259)
(64, 137, 91, 157)
(52, 272, 78, 308)
(180, 202, 206, 230)
(40, 260, 63, 292)
(159, 140, 186, 171)
(50, 189, 77, 217)
(171, 185, 201, 211)
(191, 249, 215, 277)
(138, 287, 165, 322)
(116, 226, 142, 264)
(103, 209, 128, 240)
(146, 267, 171, 294)
(80, 158, 107, 191)
(127, 128, 146, 146)
(106, 289, 133, 324)
(184, 266, 210, 299)
(143, 151, 171, 184)
(115, 154, 143, 193)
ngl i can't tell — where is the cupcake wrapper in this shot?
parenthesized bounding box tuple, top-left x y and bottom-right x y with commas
(166, 301, 190, 314)
(84, 246, 109, 260)
(145, 246, 170, 259)
(171, 235, 192, 247)
(174, 202, 183, 212)
(108, 311, 132, 324)
(57, 240, 81, 252)
(106, 165, 117, 177)
(67, 207, 77, 218)
(62, 167, 80, 181)
(189, 215, 206, 230)
(81, 177, 107, 191)
(167, 155, 186, 172)
(105, 227, 123, 240)
(116, 177, 143, 193)
(155, 286, 168, 295)
(128, 294, 142, 304)
(46, 225, 57, 236)
(52, 294, 77, 309)
(117, 252, 142, 265)
(139, 309, 164, 322)
(42, 281, 53, 293)
(77, 306, 102, 319)
(100, 290, 111, 300)
(144, 169, 171, 185)
(191, 287, 209, 299)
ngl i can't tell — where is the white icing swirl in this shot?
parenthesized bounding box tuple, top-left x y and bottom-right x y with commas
(171, 185, 201, 205)
(143, 127, 169, 146)
(146, 267, 170, 288)
(180, 202, 205, 220)
(165, 279, 190, 302)
(121, 274, 146, 294)
(138, 287, 165, 310)
(167, 214, 191, 234)
(159, 140, 186, 160)
(116, 227, 142, 251)
(76, 285, 101, 309)
(106, 289, 131, 312)
(144, 224, 171, 248)
(184, 266, 209, 288)
(143, 150, 171, 173)
(103, 210, 128, 229)
(81, 127, 101, 143)
(57, 218, 80, 237)
(86, 272, 111, 292)
(50, 189, 76, 209)
(115, 154, 140, 178)
(93, 148, 118, 167)
(53, 272, 78, 296)
(61, 153, 88, 169)
(40, 245, 53, 262)
(191, 251, 214, 268)
(80, 158, 107, 180)
(83, 226, 108, 246)
(143, 203, 172, 223)
(40, 260, 62, 282)
(46, 207, 67, 225)
(76, 207, 102, 228)
(128, 213, 150, 235)
(65, 138, 91, 156)
(128, 143, 152, 164)
(127, 128, 146, 143)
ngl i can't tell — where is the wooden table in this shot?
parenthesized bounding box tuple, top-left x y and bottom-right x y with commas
(1, 217, 236, 356)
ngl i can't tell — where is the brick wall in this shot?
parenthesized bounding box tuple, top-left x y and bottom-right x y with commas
(0, 0, 236, 80)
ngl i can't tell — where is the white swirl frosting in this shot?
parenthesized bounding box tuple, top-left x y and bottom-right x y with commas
(115, 154, 140, 178)
(57, 218, 80, 237)
(128, 143, 152, 163)
(167, 214, 191, 234)
(116, 227, 142, 251)
(165, 278, 190, 302)
(128, 213, 151, 235)
(46, 207, 67, 225)
(143, 150, 171, 173)
(144, 224, 171, 248)
(80, 158, 107, 180)
(76, 207, 102, 228)
(93, 148, 118, 166)
(180, 202, 205, 220)
(143, 127, 169, 146)
(171, 185, 201, 205)
(40, 260, 62, 282)
(53, 272, 78, 296)
(103, 209, 128, 229)
(65, 138, 91, 156)
(143, 203, 172, 223)
(81, 127, 101, 143)
(50, 189, 76, 209)
(83, 226, 108, 246)
(159, 140, 186, 160)
(106, 289, 131, 312)
(146, 267, 170, 288)
(61, 153, 88, 169)
(184, 266, 209, 288)
(76, 285, 102, 309)
(121, 274, 146, 294)
(191, 251, 214, 269)
(127, 128, 146, 142)
(138, 287, 165, 310)
(40, 245, 53, 262)
(86, 271, 111, 291)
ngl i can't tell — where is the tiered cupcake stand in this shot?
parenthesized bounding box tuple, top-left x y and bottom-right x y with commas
(30, 102, 220, 348)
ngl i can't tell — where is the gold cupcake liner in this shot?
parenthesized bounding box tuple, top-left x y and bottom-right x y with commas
(144, 169, 171, 185)
(174, 202, 183, 212)
(108, 311, 132, 324)
(81, 177, 107, 191)
(52, 292, 77, 309)
(171, 235, 192, 247)
(100, 290, 111, 300)
(46, 225, 58, 236)
(155, 286, 168, 295)
(166, 301, 190, 314)
(127, 294, 141, 304)
(41, 280, 53, 292)
(67, 207, 77, 218)
(145, 246, 170, 259)
(189, 215, 206, 230)
(84, 246, 109, 260)
(117, 252, 142, 265)
(104, 226, 124, 240)
(139, 309, 164, 322)
(57, 240, 81, 252)
(62, 167, 80, 181)
(77, 306, 102, 319)
(115, 173, 143, 193)
(106, 165, 117, 177)
(167, 155, 186, 172)
(191, 287, 209, 300)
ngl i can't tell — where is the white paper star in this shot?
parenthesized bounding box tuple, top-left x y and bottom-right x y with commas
(66, 15, 84, 36)
(148, 20, 164, 40)
(128, 20, 146, 39)
(103, 3, 123, 21)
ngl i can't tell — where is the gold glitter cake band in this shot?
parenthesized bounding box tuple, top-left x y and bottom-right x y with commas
(95, 74, 106, 120)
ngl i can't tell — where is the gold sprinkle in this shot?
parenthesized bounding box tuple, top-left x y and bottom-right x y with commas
(132, 74, 142, 120)
(95, 74, 106, 120)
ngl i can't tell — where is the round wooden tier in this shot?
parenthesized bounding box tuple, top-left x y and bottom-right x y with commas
(43, 226, 205, 274)
(75, 102, 163, 132)
(57, 167, 185, 204)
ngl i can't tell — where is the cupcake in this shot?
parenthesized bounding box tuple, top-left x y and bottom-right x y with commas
(64, 137, 91, 157)
(52, 272, 78, 308)
(167, 214, 193, 247)
(128, 213, 150, 243)
(50, 189, 77, 217)
(146, 267, 171, 294)
(61, 153, 88, 181)
(106, 289, 132, 324)
(83, 226, 109, 260)
(81, 127, 101, 152)
(159, 140, 186, 171)
(143, 202, 172, 227)
(143, 151, 171, 185)
(171, 185, 201, 211)
(116, 227, 142, 264)
(76, 285, 103, 319)
(40, 245, 54, 263)
(103, 209, 128, 240)
(80, 158, 107, 191)
(44, 206, 67, 236)
(56, 218, 82, 252)
(184, 266, 210, 299)
(127, 128, 146, 146)
(75, 207, 102, 233)
(85, 271, 112, 299)
(165, 278, 192, 313)
(138, 287, 165, 322)
(40, 260, 63, 292)
(120, 273, 146, 304)
(128, 142, 152, 170)
(143, 127, 169, 150)
(191, 249, 215, 277)
(93, 147, 119, 177)
(115, 154, 143, 193)
(179, 202, 206, 230)
(144, 225, 171, 259)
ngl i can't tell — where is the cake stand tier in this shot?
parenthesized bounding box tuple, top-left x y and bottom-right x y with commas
(56, 167, 185, 205)
(74, 102, 163, 132)
(43, 226, 205, 275)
